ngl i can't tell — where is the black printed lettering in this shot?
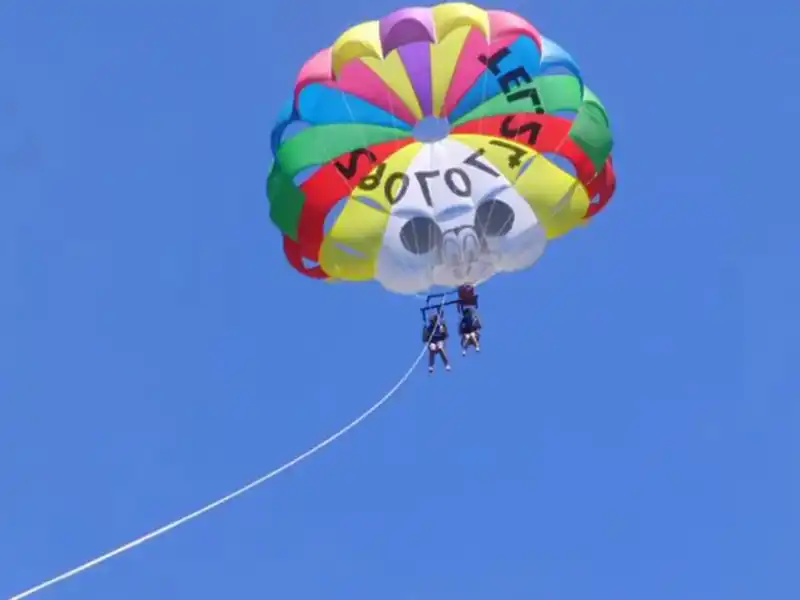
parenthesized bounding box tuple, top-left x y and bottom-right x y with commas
(414, 170, 440, 206)
(499, 115, 542, 146)
(444, 168, 471, 197)
(488, 139, 528, 169)
(384, 172, 410, 204)
(507, 86, 545, 113)
(334, 148, 378, 179)
(357, 162, 387, 190)
(358, 166, 483, 206)
(478, 47, 511, 75)
(498, 67, 532, 94)
(463, 149, 500, 177)
(480, 44, 550, 116)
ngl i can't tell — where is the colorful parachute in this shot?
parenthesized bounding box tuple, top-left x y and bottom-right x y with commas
(267, 2, 616, 294)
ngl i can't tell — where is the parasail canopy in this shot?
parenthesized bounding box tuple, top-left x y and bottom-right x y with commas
(267, 2, 616, 294)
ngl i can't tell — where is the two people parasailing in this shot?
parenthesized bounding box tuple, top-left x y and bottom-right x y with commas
(423, 285, 483, 374)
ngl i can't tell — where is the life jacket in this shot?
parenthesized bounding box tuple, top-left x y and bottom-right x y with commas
(460, 311, 479, 333)
(428, 321, 446, 341)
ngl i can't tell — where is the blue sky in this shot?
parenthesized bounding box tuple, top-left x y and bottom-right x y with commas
(2, 0, 798, 598)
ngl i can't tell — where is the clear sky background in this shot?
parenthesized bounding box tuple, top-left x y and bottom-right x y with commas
(2, 1, 798, 599)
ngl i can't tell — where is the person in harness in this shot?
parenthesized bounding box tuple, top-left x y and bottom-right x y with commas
(423, 312, 451, 373)
(459, 307, 481, 355)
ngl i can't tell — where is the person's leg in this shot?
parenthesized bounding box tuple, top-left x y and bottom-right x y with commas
(428, 344, 436, 372)
(439, 343, 451, 369)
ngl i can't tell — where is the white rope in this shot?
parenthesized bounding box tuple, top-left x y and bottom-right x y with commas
(9, 329, 440, 600)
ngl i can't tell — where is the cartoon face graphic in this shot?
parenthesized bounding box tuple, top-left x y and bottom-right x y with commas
(375, 139, 547, 294)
